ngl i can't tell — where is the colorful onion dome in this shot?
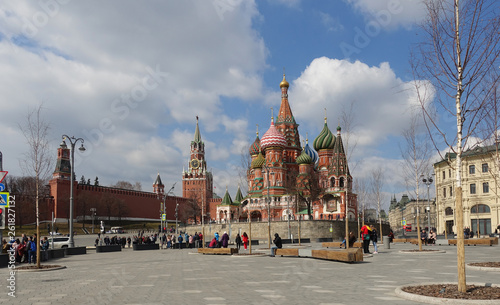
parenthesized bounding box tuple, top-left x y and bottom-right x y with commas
(304, 139, 318, 163)
(249, 130, 261, 156)
(279, 74, 289, 88)
(313, 117, 335, 151)
(251, 151, 265, 169)
(260, 118, 286, 150)
(296, 148, 313, 165)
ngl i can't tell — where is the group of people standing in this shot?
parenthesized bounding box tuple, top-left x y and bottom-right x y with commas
(2, 233, 49, 264)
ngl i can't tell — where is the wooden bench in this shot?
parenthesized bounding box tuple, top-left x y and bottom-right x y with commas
(322, 242, 363, 248)
(393, 238, 408, 243)
(198, 248, 239, 255)
(448, 239, 495, 246)
(488, 237, 498, 245)
(312, 248, 363, 263)
(275, 248, 300, 257)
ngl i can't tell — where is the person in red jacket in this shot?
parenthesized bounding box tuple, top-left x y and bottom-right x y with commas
(360, 224, 371, 254)
(242, 232, 249, 250)
(208, 238, 217, 248)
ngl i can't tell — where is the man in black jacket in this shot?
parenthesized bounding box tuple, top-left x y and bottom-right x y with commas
(270, 233, 282, 257)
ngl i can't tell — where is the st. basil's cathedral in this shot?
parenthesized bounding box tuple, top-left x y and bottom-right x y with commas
(183, 75, 358, 223)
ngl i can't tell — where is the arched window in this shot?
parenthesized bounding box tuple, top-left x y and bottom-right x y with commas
(339, 177, 345, 188)
(471, 204, 490, 213)
(330, 177, 335, 187)
(445, 207, 453, 215)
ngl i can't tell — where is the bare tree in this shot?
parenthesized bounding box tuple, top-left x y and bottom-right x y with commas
(369, 167, 384, 241)
(296, 171, 321, 220)
(413, 0, 500, 292)
(399, 112, 433, 250)
(112, 181, 142, 191)
(19, 104, 53, 268)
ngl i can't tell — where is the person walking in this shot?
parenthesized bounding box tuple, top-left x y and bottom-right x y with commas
(242, 232, 249, 250)
(370, 225, 378, 254)
(360, 224, 371, 254)
(270, 233, 282, 257)
(235, 233, 242, 250)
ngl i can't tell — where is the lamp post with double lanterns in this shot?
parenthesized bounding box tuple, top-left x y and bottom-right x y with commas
(61, 135, 86, 248)
(160, 183, 176, 233)
(421, 174, 434, 232)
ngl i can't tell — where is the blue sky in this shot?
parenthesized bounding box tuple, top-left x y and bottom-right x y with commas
(0, 1, 443, 211)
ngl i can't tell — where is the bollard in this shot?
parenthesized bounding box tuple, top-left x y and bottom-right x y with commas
(383, 236, 390, 249)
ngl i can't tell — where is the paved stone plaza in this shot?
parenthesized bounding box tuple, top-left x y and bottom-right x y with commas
(1, 239, 499, 305)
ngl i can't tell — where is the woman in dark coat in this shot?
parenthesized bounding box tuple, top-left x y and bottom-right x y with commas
(221, 232, 229, 248)
(235, 233, 242, 250)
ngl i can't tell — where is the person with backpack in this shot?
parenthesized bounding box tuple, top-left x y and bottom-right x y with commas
(177, 234, 183, 249)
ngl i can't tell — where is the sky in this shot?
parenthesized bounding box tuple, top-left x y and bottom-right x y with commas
(0, 0, 447, 212)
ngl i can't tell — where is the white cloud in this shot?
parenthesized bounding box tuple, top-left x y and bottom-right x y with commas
(318, 12, 344, 32)
(0, 1, 267, 196)
(345, 0, 427, 29)
(289, 57, 422, 159)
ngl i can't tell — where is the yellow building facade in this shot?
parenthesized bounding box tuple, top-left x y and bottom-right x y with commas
(434, 145, 500, 236)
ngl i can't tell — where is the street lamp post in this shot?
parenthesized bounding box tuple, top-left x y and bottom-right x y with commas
(421, 174, 434, 232)
(263, 165, 272, 249)
(163, 183, 176, 233)
(61, 135, 86, 248)
(175, 202, 179, 235)
(90, 208, 96, 234)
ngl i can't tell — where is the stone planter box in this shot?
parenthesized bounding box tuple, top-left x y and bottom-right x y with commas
(281, 238, 310, 244)
(96, 245, 122, 253)
(0, 254, 9, 268)
(48, 248, 66, 259)
(65, 246, 87, 255)
(133, 243, 159, 250)
(316, 237, 333, 242)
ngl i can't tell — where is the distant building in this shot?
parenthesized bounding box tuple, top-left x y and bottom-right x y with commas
(434, 145, 500, 235)
(388, 194, 436, 233)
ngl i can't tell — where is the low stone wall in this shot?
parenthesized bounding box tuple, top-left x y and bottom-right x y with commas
(181, 220, 389, 241)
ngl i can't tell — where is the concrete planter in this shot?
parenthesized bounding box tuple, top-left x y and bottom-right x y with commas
(0, 254, 9, 268)
(96, 245, 122, 253)
(48, 248, 66, 259)
(281, 238, 311, 244)
(133, 243, 159, 250)
(65, 247, 87, 255)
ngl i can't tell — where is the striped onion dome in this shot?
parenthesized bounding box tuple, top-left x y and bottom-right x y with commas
(260, 118, 286, 150)
(296, 148, 313, 165)
(313, 118, 335, 151)
(304, 140, 318, 163)
(251, 151, 265, 169)
(249, 134, 261, 156)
